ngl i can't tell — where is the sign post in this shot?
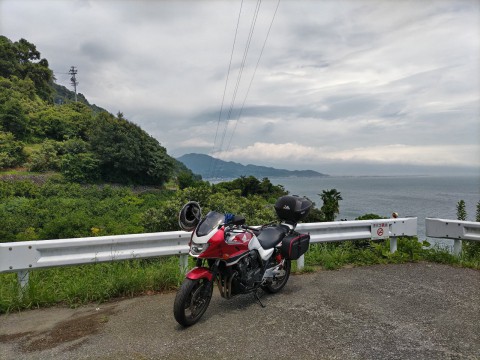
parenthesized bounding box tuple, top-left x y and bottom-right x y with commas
(371, 222, 389, 240)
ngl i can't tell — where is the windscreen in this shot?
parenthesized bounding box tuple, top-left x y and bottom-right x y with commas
(195, 211, 224, 237)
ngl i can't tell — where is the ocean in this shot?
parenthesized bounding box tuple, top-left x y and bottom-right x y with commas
(269, 175, 480, 243)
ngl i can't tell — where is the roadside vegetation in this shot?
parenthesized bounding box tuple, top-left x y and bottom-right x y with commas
(1, 178, 479, 314)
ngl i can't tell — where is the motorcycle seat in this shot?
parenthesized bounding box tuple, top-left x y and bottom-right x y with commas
(257, 226, 288, 250)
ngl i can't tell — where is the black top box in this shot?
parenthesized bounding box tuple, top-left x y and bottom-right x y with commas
(274, 195, 312, 223)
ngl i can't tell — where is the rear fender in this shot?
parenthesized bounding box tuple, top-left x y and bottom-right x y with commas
(185, 267, 213, 281)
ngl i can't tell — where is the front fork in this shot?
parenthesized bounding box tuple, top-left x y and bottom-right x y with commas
(185, 258, 220, 295)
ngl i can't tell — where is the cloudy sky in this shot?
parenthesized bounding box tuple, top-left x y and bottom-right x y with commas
(1, 0, 479, 176)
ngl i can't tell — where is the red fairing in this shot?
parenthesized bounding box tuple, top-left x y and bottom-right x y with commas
(186, 267, 213, 281)
(199, 227, 252, 260)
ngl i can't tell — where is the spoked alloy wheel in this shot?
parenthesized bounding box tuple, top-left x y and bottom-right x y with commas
(174, 278, 213, 327)
(261, 258, 291, 294)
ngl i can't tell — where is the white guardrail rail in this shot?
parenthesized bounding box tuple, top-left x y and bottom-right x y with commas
(0, 218, 417, 291)
(426, 218, 480, 255)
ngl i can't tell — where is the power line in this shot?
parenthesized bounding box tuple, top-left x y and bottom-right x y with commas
(223, 0, 261, 122)
(207, 0, 280, 179)
(224, 0, 281, 154)
(207, 0, 245, 179)
(210, 0, 262, 179)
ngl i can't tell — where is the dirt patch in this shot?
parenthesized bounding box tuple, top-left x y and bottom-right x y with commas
(0, 331, 33, 343)
(1, 306, 117, 353)
(0, 173, 53, 185)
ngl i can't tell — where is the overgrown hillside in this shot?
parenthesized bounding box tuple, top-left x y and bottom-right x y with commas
(0, 35, 193, 185)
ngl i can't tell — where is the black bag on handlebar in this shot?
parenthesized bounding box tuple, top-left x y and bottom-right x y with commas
(281, 232, 310, 260)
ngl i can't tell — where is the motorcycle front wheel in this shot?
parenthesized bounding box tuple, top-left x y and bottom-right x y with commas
(261, 258, 291, 294)
(174, 278, 213, 327)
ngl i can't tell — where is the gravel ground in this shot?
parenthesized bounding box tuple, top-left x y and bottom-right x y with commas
(1, 262, 479, 360)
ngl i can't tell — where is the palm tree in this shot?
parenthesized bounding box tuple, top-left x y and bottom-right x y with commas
(476, 201, 480, 222)
(319, 189, 343, 221)
(456, 200, 467, 221)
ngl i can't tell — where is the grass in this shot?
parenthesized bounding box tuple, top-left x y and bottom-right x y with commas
(0, 169, 40, 175)
(303, 237, 480, 271)
(1, 237, 478, 314)
(0, 257, 184, 314)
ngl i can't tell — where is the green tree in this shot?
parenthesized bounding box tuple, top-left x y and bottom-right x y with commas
(27, 140, 62, 172)
(456, 200, 467, 221)
(0, 131, 27, 169)
(319, 188, 343, 222)
(0, 36, 18, 78)
(0, 98, 29, 139)
(476, 201, 480, 222)
(214, 176, 287, 200)
(0, 36, 53, 102)
(463, 200, 480, 259)
(177, 171, 200, 190)
(238, 176, 260, 197)
(61, 152, 100, 183)
(303, 204, 324, 223)
(0, 78, 39, 141)
(34, 103, 94, 141)
(13, 38, 53, 102)
(89, 112, 173, 185)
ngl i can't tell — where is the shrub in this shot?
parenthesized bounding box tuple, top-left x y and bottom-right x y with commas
(27, 140, 61, 172)
(0, 131, 27, 169)
(142, 198, 184, 232)
(60, 152, 100, 183)
(356, 213, 385, 220)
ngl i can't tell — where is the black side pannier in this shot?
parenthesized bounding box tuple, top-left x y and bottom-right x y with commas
(281, 232, 310, 260)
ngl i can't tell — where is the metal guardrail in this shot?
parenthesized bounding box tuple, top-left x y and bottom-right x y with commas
(0, 231, 191, 272)
(0, 218, 417, 291)
(425, 218, 480, 255)
(298, 218, 417, 244)
(295, 218, 417, 267)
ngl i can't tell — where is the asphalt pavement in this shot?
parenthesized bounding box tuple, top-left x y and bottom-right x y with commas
(1, 262, 479, 360)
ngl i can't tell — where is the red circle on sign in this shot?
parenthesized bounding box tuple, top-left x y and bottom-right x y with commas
(377, 228, 384, 236)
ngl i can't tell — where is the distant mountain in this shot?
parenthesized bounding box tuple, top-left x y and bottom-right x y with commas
(177, 153, 328, 179)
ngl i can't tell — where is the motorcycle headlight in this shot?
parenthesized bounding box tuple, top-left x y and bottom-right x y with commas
(190, 241, 209, 256)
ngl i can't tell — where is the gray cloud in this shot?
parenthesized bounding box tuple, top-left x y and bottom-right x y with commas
(79, 41, 118, 62)
(1, 0, 478, 175)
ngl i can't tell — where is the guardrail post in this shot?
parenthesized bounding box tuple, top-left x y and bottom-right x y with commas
(390, 236, 397, 253)
(297, 255, 305, 270)
(17, 270, 29, 298)
(425, 218, 480, 256)
(453, 240, 462, 256)
(179, 255, 189, 274)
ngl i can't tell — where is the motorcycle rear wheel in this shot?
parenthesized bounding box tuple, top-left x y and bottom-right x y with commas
(174, 278, 213, 327)
(261, 258, 291, 293)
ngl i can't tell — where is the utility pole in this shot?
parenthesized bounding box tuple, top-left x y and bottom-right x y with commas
(69, 66, 78, 102)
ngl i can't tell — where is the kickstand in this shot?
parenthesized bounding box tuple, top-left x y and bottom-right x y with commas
(253, 290, 266, 308)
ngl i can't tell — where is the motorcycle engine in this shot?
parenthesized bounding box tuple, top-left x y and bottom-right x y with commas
(236, 251, 263, 289)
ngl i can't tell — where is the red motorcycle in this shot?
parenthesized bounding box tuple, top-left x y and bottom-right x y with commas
(173, 195, 312, 327)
